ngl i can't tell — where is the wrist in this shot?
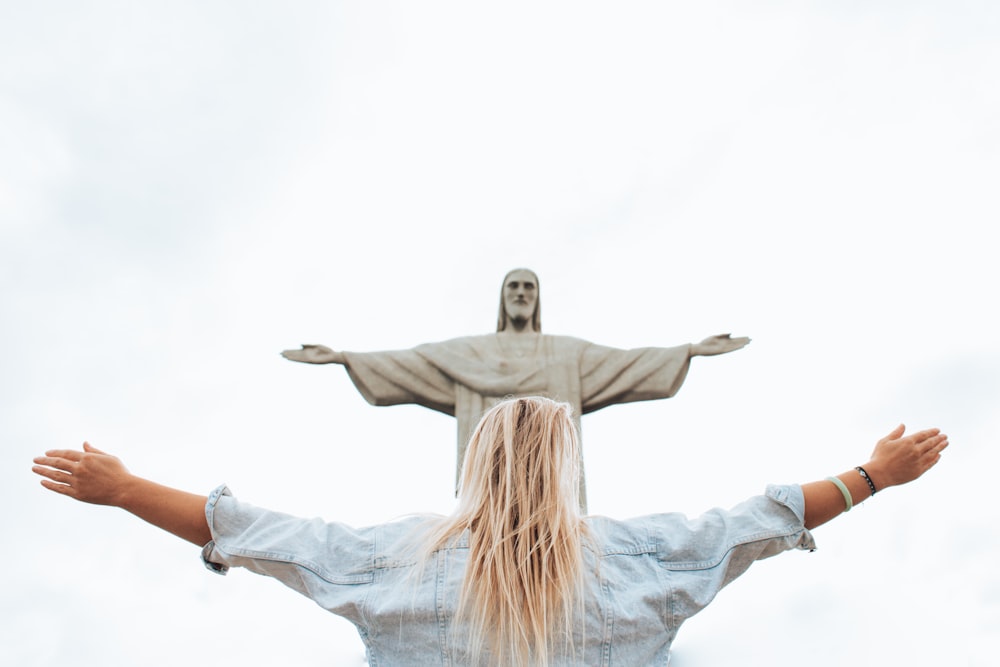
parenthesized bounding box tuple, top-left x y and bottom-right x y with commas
(114, 473, 146, 509)
(859, 460, 891, 492)
(854, 466, 878, 496)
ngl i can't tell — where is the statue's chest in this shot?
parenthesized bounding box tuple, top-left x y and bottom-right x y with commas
(501, 338, 538, 359)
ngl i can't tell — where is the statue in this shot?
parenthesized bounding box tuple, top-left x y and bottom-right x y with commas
(282, 268, 749, 510)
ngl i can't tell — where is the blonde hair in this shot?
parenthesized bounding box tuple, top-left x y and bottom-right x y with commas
(422, 396, 588, 666)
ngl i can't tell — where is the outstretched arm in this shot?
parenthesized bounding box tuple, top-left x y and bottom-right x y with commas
(802, 425, 948, 530)
(32, 443, 211, 546)
(281, 344, 346, 364)
(690, 333, 750, 357)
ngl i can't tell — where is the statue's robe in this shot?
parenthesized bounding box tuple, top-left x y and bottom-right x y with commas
(342, 334, 692, 510)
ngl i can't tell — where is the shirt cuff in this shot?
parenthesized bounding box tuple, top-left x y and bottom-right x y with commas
(765, 483, 817, 552)
(200, 484, 232, 575)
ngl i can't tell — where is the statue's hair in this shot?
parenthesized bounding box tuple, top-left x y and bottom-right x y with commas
(421, 396, 587, 666)
(497, 268, 542, 332)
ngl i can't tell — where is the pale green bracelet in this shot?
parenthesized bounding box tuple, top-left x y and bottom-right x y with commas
(826, 476, 853, 512)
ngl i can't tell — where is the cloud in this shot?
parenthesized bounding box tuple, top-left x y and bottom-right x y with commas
(3, 2, 998, 665)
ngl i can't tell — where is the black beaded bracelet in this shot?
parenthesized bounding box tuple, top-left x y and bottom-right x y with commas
(855, 466, 877, 496)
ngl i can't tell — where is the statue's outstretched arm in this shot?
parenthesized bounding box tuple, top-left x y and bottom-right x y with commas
(690, 333, 750, 357)
(281, 344, 346, 365)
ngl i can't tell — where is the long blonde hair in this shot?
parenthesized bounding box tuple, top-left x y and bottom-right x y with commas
(422, 396, 588, 666)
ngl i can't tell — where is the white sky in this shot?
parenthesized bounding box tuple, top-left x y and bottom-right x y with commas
(2, 2, 998, 665)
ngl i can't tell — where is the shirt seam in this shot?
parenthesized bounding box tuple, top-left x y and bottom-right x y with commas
(657, 524, 806, 571)
(211, 543, 375, 584)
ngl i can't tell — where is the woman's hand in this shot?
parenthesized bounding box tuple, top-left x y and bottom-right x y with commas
(802, 425, 948, 529)
(32, 442, 134, 506)
(864, 425, 949, 491)
(33, 442, 212, 545)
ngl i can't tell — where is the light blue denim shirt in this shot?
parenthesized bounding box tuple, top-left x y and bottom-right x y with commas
(202, 484, 815, 666)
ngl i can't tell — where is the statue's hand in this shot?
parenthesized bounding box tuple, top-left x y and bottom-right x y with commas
(281, 344, 345, 364)
(691, 334, 750, 357)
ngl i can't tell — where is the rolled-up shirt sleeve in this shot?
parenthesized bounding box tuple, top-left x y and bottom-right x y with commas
(655, 484, 816, 623)
(200, 485, 375, 624)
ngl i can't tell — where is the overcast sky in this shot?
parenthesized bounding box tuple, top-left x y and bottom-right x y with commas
(2, 2, 998, 665)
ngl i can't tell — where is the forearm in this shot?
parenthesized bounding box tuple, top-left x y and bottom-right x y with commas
(117, 475, 211, 546)
(34, 444, 214, 546)
(802, 425, 948, 530)
(802, 466, 878, 529)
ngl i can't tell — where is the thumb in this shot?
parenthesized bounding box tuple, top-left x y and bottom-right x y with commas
(884, 424, 906, 442)
(83, 441, 107, 455)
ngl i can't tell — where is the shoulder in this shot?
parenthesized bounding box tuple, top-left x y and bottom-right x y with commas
(583, 514, 659, 556)
(586, 487, 807, 565)
(371, 515, 446, 567)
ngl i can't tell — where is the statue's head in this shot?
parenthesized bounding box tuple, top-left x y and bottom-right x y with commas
(496, 268, 541, 332)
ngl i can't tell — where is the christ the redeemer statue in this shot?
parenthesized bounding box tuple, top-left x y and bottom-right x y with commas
(282, 268, 749, 510)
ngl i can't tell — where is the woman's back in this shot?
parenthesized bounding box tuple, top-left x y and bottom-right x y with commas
(202, 482, 813, 665)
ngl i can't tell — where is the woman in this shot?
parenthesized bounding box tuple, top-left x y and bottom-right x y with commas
(31, 397, 947, 665)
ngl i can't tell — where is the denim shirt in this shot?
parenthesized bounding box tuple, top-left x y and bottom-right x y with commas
(202, 485, 815, 666)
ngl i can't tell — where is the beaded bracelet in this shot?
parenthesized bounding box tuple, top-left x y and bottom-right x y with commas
(855, 466, 878, 496)
(826, 476, 853, 512)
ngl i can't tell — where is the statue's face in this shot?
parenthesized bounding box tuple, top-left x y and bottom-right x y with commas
(503, 269, 538, 324)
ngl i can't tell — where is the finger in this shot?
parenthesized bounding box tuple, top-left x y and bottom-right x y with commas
(882, 424, 906, 442)
(33, 455, 77, 472)
(39, 478, 77, 498)
(918, 437, 947, 465)
(43, 449, 84, 462)
(927, 435, 949, 454)
(919, 432, 947, 448)
(32, 464, 74, 484)
(925, 445, 946, 469)
(908, 428, 941, 444)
